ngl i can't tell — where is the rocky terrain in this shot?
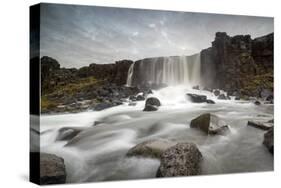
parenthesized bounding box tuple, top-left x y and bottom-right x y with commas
(201, 32, 273, 98)
(40, 32, 273, 114)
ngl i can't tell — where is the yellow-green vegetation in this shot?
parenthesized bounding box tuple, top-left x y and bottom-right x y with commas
(41, 76, 103, 112)
(240, 71, 273, 96)
(41, 96, 59, 111)
(49, 76, 102, 97)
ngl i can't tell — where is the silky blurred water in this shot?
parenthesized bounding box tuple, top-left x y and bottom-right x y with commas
(39, 86, 274, 183)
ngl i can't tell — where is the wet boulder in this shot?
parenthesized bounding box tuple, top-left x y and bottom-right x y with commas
(247, 120, 273, 130)
(156, 143, 202, 177)
(206, 99, 215, 104)
(56, 127, 82, 141)
(136, 94, 145, 101)
(213, 90, 220, 96)
(126, 140, 177, 159)
(217, 94, 227, 100)
(143, 104, 158, 111)
(254, 100, 261, 105)
(190, 113, 230, 135)
(40, 153, 66, 185)
(263, 127, 274, 154)
(192, 85, 200, 90)
(143, 97, 161, 111)
(186, 93, 207, 103)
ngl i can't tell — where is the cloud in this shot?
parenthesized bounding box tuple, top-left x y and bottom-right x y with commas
(40, 4, 273, 68)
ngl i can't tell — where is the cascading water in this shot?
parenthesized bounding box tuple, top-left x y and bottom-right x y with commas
(126, 53, 201, 87)
(38, 53, 273, 183)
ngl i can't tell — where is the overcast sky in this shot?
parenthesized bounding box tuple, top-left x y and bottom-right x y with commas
(40, 3, 273, 68)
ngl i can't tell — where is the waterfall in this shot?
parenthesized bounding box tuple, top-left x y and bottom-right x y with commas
(126, 62, 134, 86)
(126, 53, 201, 87)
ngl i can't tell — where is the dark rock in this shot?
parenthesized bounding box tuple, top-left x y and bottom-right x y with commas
(213, 90, 220, 96)
(206, 99, 215, 104)
(190, 113, 230, 135)
(247, 120, 273, 130)
(145, 97, 161, 107)
(186, 93, 207, 103)
(192, 85, 200, 90)
(254, 100, 261, 105)
(200, 32, 273, 98)
(217, 94, 227, 100)
(143, 104, 158, 111)
(136, 95, 145, 101)
(265, 95, 273, 101)
(56, 127, 82, 141)
(126, 140, 176, 159)
(235, 96, 240, 100)
(156, 143, 202, 177)
(40, 153, 66, 185)
(129, 95, 137, 101)
(93, 102, 114, 111)
(263, 128, 273, 154)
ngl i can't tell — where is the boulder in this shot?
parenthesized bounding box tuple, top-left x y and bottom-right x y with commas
(126, 140, 177, 158)
(213, 90, 220, 96)
(263, 128, 273, 154)
(136, 95, 145, 101)
(247, 120, 273, 130)
(56, 127, 82, 141)
(93, 102, 115, 111)
(145, 97, 161, 106)
(40, 153, 66, 185)
(186, 93, 207, 103)
(156, 143, 202, 177)
(190, 113, 230, 135)
(192, 85, 200, 90)
(206, 99, 215, 104)
(217, 94, 227, 100)
(254, 100, 261, 105)
(143, 104, 158, 111)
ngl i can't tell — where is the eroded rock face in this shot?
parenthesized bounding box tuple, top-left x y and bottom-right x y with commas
(200, 32, 273, 98)
(190, 113, 230, 135)
(263, 128, 274, 154)
(40, 153, 66, 185)
(126, 140, 177, 158)
(156, 143, 202, 177)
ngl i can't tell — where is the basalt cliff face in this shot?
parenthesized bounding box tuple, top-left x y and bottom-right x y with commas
(201, 32, 273, 97)
(41, 56, 133, 95)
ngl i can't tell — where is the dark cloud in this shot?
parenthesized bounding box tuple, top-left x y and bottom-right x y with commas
(40, 3, 273, 68)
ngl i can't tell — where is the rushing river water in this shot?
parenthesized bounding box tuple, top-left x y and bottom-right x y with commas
(38, 86, 273, 183)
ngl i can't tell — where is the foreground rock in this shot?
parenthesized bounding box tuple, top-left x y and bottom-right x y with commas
(263, 128, 274, 154)
(40, 153, 66, 185)
(156, 143, 202, 177)
(186, 93, 207, 103)
(126, 140, 177, 158)
(247, 120, 273, 130)
(143, 97, 161, 111)
(190, 113, 230, 135)
(56, 127, 82, 141)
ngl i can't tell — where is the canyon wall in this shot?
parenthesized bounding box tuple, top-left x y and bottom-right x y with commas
(201, 32, 273, 97)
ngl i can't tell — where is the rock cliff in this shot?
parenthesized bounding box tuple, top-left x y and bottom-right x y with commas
(201, 32, 273, 97)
